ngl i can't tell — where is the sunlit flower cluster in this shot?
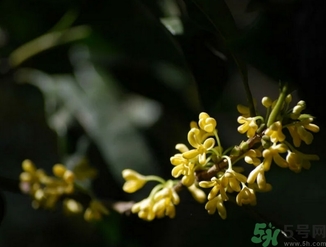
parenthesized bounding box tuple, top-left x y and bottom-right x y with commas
(121, 87, 320, 221)
(21, 85, 320, 223)
(240, 95, 320, 192)
(170, 112, 221, 187)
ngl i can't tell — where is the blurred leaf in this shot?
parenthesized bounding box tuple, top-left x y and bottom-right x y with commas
(48, 10, 78, 32)
(17, 47, 161, 184)
(9, 25, 91, 68)
(160, 17, 184, 35)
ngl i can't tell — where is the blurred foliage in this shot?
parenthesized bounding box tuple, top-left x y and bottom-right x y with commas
(0, 0, 326, 247)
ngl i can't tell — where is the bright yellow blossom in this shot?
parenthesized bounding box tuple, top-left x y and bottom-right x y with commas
(170, 153, 196, 187)
(286, 150, 319, 173)
(198, 112, 217, 133)
(205, 194, 227, 219)
(236, 186, 257, 206)
(131, 198, 155, 221)
(122, 169, 147, 193)
(244, 149, 262, 166)
(187, 184, 206, 203)
(287, 118, 319, 147)
(237, 116, 258, 138)
(183, 128, 215, 165)
(223, 169, 248, 193)
(247, 164, 267, 190)
(199, 177, 227, 201)
(262, 143, 288, 170)
(265, 121, 285, 143)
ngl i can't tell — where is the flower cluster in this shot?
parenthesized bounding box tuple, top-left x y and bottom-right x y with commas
(21, 85, 320, 222)
(122, 86, 320, 221)
(122, 169, 181, 221)
(19, 159, 108, 221)
(240, 95, 320, 194)
(170, 112, 221, 187)
(20, 160, 75, 209)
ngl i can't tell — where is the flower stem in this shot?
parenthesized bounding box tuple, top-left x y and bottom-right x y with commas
(145, 175, 166, 184)
(267, 82, 288, 127)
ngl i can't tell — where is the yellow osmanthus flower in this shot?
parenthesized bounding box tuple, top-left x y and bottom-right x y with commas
(170, 153, 196, 187)
(183, 128, 215, 165)
(236, 185, 257, 206)
(265, 121, 285, 143)
(205, 194, 227, 219)
(244, 149, 262, 166)
(131, 185, 180, 221)
(262, 143, 288, 170)
(198, 112, 217, 133)
(199, 177, 227, 201)
(247, 163, 268, 190)
(237, 116, 258, 138)
(290, 100, 306, 119)
(122, 169, 147, 193)
(20, 160, 75, 209)
(187, 184, 206, 203)
(286, 150, 319, 173)
(20, 159, 46, 193)
(248, 182, 272, 192)
(287, 118, 319, 147)
(153, 187, 180, 219)
(190, 121, 212, 143)
(131, 198, 155, 221)
(223, 169, 248, 193)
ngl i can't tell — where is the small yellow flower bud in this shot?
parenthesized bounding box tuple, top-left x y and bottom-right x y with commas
(22, 159, 36, 173)
(53, 164, 66, 178)
(34, 189, 45, 201)
(265, 121, 285, 143)
(285, 94, 292, 104)
(19, 172, 33, 182)
(63, 170, 75, 184)
(262, 97, 272, 108)
(63, 199, 83, 214)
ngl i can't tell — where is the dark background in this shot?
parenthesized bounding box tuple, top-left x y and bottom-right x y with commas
(0, 0, 326, 246)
